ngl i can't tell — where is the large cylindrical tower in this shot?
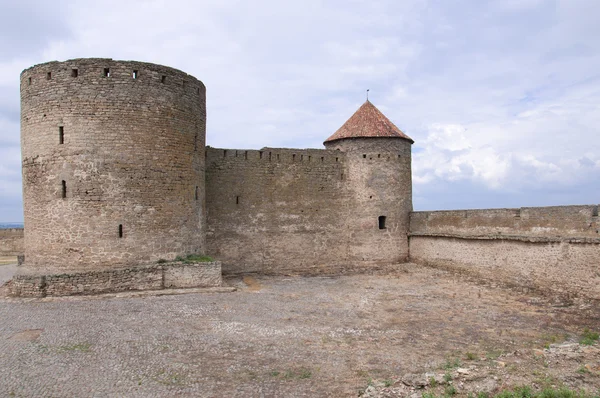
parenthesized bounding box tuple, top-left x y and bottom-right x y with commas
(20, 58, 206, 273)
(324, 101, 413, 264)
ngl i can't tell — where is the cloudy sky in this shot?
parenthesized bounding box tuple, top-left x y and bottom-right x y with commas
(1, 0, 599, 221)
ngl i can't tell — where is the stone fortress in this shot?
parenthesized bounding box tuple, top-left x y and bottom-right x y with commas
(8, 58, 600, 299)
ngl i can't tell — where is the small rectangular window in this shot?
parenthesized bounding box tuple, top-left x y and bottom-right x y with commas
(236, 196, 240, 205)
(47, 72, 52, 80)
(61, 180, 67, 198)
(378, 216, 386, 229)
(161, 75, 166, 83)
(71, 69, 78, 77)
(363, 154, 366, 158)
(223, 150, 227, 158)
(28, 77, 32, 85)
(103, 68, 110, 77)
(195, 186, 198, 200)
(321, 157, 324, 162)
(59, 126, 64, 144)
(292, 154, 296, 161)
(133, 70, 138, 79)
(259, 151, 263, 159)
(118, 224, 123, 238)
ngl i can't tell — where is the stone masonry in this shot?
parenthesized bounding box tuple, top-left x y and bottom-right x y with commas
(10, 57, 600, 298)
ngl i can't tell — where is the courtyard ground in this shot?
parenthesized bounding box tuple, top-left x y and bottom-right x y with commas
(0, 263, 598, 397)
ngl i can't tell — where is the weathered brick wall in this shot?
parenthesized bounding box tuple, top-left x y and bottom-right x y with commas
(409, 206, 600, 299)
(20, 59, 206, 273)
(206, 147, 350, 274)
(206, 137, 413, 274)
(0, 228, 24, 256)
(10, 261, 222, 297)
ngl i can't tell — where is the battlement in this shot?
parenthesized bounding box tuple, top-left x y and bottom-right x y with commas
(206, 147, 344, 164)
(410, 204, 600, 239)
(21, 58, 205, 98)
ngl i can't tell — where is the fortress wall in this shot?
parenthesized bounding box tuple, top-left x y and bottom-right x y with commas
(205, 147, 353, 274)
(409, 205, 600, 299)
(0, 229, 24, 256)
(20, 59, 206, 272)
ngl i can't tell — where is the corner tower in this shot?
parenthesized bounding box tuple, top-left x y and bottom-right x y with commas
(19, 59, 206, 280)
(324, 100, 413, 264)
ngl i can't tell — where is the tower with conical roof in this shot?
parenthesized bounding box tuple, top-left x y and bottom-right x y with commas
(325, 100, 414, 265)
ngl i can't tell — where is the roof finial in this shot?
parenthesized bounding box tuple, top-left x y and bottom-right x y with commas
(366, 89, 369, 101)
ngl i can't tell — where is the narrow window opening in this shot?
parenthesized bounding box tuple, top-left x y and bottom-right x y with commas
(161, 75, 166, 83)
(61, 180, 67, 198)
(378, 154, 381, 158)
(118, 224, 123, 238)
(308, 156, 311, 162)
(363, 154, 366, 158)
(244, 151, 248, 160)
(71, 69, 78, 77)
(277, 154, 280, 161)
(398, 154, 401, 159)
(133, 70, 138, 79)
(103, 68, 110, 77)
(259, 151, 263, 159)
(593, 206, 598, 217)
(321, 157, 324, 162)
(292, 154, 296, 161)
(223, 150, 227, 158)
(59, 126, 64, 144)
(235, 151, 238, 158)
(515, 209, 521, 218)
(268, 152, 272, 161)
(335, 157, 338, 162)
(378, 216, 386, 230)
(47, 72, 52, 80)
(236, 196, 240, 205)
(28, 77, 32, 85)
(197, 87, 200, 94)
(195, 186, 198, 200)
(340, 173, 344, 180)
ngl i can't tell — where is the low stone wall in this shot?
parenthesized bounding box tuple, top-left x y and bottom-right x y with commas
(10, 261, 222, 297)
(0, 228, 24, 256)
(409, 205, 600, 300)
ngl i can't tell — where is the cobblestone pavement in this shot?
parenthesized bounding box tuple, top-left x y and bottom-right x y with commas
(0, 264, 597, 397)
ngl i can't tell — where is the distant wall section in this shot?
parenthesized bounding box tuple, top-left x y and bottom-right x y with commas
(409, 206, 600, 299)
(0, 229, 24, 256)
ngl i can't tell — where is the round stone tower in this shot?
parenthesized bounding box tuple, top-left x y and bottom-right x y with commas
(20, 58, 206, 274)
(324, 100, 413, 264)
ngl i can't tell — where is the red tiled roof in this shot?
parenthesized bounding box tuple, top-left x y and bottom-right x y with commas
(324, 100, 414, 144)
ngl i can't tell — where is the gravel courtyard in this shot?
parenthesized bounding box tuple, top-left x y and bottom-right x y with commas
(1, 263, 598, 397)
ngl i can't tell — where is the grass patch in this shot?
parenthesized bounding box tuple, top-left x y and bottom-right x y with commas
(579, 328, 599, 346)
(174, 254, 214, 263)
(272, 367, 312, 380)
(58, 342, 92, 352)
(443, 357, 462, 370)
(466, 351, 478, 360)
(421, 387, 598, 398)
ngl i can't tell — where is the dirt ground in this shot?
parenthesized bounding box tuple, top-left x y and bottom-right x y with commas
(0, 263, 598, 397)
